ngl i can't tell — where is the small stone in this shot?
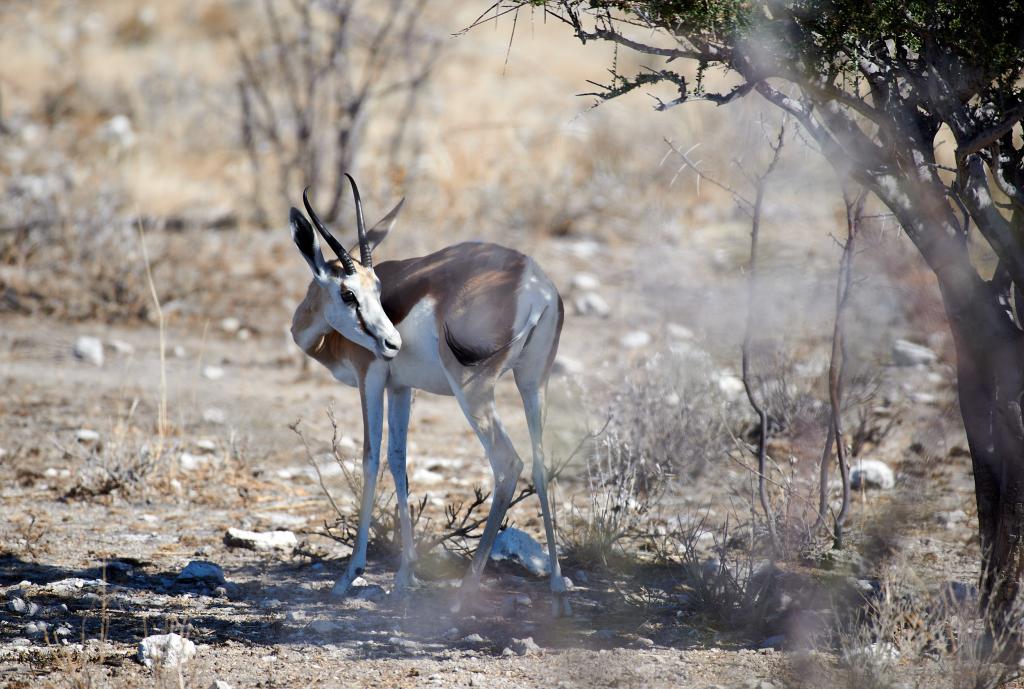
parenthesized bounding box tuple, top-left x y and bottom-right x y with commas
(202, 365, 225, 381)
(634, 636, 655, 648)
(173, 345, 188, 358)
(54, 624, 72, 638)
(23, 620, 49, 637)
(138, 633, 197, 669)
(214, 586, 229, 599)
(716, 371, 745, 398)
(73, 336, 104, 366)
(195, 439, 217, 454)
(176, 561, 225, 585)
(108, 339, 135, 355)
(388, 636, 421, 652)
(7, 597, 27, 614)
(551, 355, 584, 377)
(352, 584, 387, 602)
(666, 323, 695, 341)
(936, 509, 968, 529)
(179, 452, 207, 472)
(500, 593, 533, 618)
(892, 339, 938, 367)
(310, 619, 341, 634)
(220, 317, 241, 334)
(202, 408, 227, 425)
(490, 528, 550, 577)
(209, 681, 234, 689)
(850, 459, 895, 490)
(224, 528, 297, 553)
(510, 636, 541, 656)
(573, 292, 611, 318)
(75, 429, 101, 446)
(618, 330, 651, 349)
(570, 273, 599, 292)
(460, 633, 485, 645)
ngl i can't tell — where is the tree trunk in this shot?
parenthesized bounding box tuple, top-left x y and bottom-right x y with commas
(941, 279, 1024, 645)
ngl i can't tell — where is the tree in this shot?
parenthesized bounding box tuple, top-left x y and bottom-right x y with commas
(494, 0, 1024, 628)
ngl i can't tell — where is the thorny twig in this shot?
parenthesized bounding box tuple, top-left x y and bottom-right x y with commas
(819, 187, 867, 549)
(739, 121, 787, 555)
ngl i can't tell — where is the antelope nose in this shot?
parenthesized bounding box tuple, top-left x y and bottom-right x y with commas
(381, 335, 401, 358)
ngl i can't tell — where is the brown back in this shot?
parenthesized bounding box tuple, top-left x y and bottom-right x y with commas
(376, 242, 529, 366)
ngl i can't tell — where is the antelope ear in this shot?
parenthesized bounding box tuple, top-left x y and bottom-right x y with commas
(348, 198, 404, 255)
(290, 207, 329, 279)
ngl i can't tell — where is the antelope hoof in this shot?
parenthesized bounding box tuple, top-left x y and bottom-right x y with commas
(393, 569, 421, 595)
(451, 581, 486, 616)
(330, 569, 362, 598)
(551, 593, 572, 618)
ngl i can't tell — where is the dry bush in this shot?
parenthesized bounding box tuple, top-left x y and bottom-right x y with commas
(666, 512, 777, 631)
(815, 568, 1022, 689)
(605, 349, 737, 483)
(562, 429, 663, 569)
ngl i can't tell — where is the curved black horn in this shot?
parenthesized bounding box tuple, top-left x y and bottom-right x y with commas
(303, 187, 355, 274)
(345, 173, 372, 268)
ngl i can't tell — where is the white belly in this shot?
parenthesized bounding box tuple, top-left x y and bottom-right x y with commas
(388, 298, 452, 395)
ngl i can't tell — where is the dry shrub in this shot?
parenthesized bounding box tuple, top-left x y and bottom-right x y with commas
(803, 565, 1022, 689)
(562, 429, 664, 568)
(605, 349, 737, 483)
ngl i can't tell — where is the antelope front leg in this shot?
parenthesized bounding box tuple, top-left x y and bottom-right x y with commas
(332, 368, 386, 598)
(386, 386, 419, 593)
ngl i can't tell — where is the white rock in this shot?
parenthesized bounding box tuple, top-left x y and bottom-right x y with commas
(936, 509, 968, 529)
(551, 355, 584, 376)
(338, 435, 357, 451)
(73, 336, 104, 366)
(75, 429, 101, 446)
(716, 372, 746, 397)
(666, 323, 695, 341)
(850, 459, 895, 490)
(220, 317, 241, 334)
(176, 560, 225, 585)
(223, 528, 297, 554)
(178, 452, 207, 472)
(173, 345, 188, 358)
(202, 408, 226, 425)
(619, 331, 651, 349)
(509, 636, 541, 656)
(108, 339, 135, 355)
(309, 619, 342, 634)
(892, 339, 937, 367)
(209, 681, 234, 689)
(202, 365, 225, 381)
(573, 292, 610, 318)
(138, 633, 196, 670)
(99, 115, 136, 150)
(570, 273, 600, 292)
(195, 440, 217, 454)
(490, 527, 550, 577)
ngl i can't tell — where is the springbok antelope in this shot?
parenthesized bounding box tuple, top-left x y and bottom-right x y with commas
(289, 176, 568, 615)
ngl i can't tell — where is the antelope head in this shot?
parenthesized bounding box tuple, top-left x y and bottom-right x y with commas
(290, 175, 405, 360)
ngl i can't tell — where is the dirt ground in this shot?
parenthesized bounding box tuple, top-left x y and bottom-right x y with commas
(0, 1, 1012, 688)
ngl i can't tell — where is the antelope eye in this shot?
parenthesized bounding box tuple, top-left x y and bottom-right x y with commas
(340, 290, 357, 305)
